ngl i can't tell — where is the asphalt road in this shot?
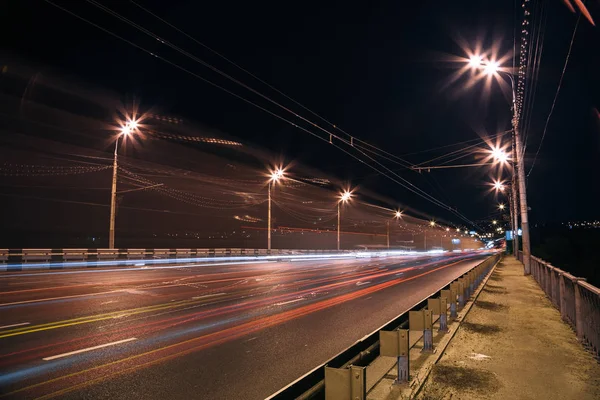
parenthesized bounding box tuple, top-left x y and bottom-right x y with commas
(0, 252, 489, 399)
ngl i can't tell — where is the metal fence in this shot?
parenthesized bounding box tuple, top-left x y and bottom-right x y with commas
(519, 251, 600, 358)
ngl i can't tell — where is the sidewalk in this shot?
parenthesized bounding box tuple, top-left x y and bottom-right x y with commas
(417, 256, 600, 400)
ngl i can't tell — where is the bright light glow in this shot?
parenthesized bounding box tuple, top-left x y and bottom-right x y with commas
(456, 228, 460, 232)
(446, 228, 450, 231)
(270, 168, 285, 182)
(430, 221, 435, 227)
(468, 55, 482, 67)
(498, 203, 505, 210)
(492, 220, 497, 225)
(484, 61, 499, 75)
(340, 190, 352, 203)
(491, 147, 508, 163)
(121, 119, 139, 136)
(395, 211, 402, 218)
(493, 180, 506, 192)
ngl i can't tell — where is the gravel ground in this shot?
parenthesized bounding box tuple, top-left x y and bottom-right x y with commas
(419, 256, 600, 400)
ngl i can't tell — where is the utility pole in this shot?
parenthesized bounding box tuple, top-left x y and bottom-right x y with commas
(267, 182, 272, 251)
(514, 126, 531, 274)
(108, 139, 119, 249)
(511, 163, 519, 256)
(337, 202, 341, 251)
(386, 221, 390, 249)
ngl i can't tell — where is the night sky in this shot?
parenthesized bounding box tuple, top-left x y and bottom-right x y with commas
(2, 0, 600, 229)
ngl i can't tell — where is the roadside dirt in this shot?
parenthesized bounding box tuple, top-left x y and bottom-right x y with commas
(419, 257, 600, 400)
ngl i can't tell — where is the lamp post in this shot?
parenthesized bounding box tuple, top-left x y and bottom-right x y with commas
(388, 210, 402, 250)
(267, 168, 284, 251)
(470, 55, 531, 273)
(109, 120, 136, 249)
(338, 190, 352, 251)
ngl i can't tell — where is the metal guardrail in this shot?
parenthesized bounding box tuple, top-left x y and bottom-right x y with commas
(267, 253, 500, 399)
(519, 251, 600, 358)
(0, 248, 356, 269)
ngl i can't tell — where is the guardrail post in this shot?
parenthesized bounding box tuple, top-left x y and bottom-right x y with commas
(442, 288, 457, 320)
(380, 329, 409, 384)
(457, 281, 465, 308)
(324, 365, 365, 400)
(428, 297, 448, 332)
(409, 309, 433, 352)
(439, 297, 448, 332)
(573, 278, 584, 341)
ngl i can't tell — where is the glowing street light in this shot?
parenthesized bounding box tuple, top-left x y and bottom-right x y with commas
(484, 61, 499, 76)
(498, 203, 505, 210)
(492, 220, 497, 225)
(468, 54, 483, 67)
(395, 210, 402, 218)
(491, 147, 509, 164)
(267, 167, 285, 251)
(109, 118, 139, 249)
(430, 221, 436, 227)
(337, 190, 353, 250)
(493, 180, 506, 192)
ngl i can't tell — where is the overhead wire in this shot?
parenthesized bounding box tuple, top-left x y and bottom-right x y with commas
(521, 0, 547, 152)
(129, 0, 415, 169)
(528, 12, 581, 177)
(46, 0, 478, 227)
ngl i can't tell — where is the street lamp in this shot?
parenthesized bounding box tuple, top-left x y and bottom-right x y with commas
(493, 180, 506, 192)
(468, 54, 483, 67)
(109, 119, 137, 249)
(492, 220, 497, 225)
(498, 203, 505, 210)
(338, 190, 352, 251)
(464, 53, 531, 273)
(387, 210, 402, 250)
(491, 147, 509, 164)
(483, 61, 499, 76)
(267, 168, 285, 251)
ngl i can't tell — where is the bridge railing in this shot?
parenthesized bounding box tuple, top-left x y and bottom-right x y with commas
(519, 251, 600, 358)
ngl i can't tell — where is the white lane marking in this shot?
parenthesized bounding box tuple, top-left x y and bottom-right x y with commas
(100, 300, 117, 305)
(244, 336, 258, 342)
(274, 298, 305, 306)
(192, 293, 226, 300)
(356, 281, 371, 286)
(395, 272, 404, 276)
(43, 338, 137, 361)
(0, 290, 124, 307)
(0, 322, 30, 330)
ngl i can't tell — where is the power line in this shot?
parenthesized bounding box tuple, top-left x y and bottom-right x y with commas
(45, 0, 478, 228)
(528, 13, 581, 177)
(130, 0, 415, 169)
